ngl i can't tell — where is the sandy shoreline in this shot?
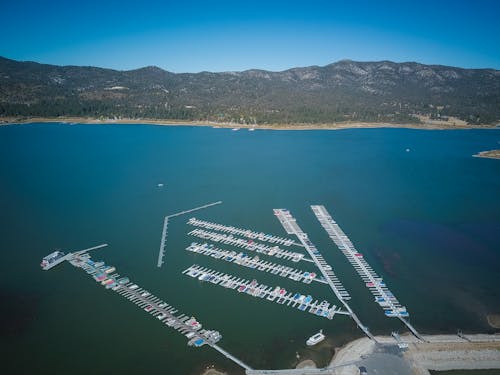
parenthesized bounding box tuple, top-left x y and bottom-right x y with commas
(487, 314, 500, 328)
(1, 116, 498, 131)
(473, 150, 500, 160)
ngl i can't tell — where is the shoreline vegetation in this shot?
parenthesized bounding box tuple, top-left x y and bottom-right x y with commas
(473, 150, 500, 160)
(1, 116, 498, 131)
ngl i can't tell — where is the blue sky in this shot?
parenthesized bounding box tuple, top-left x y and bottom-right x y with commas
(1, 0, 499, 72)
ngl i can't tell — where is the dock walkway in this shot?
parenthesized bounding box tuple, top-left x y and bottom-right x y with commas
(157, 201, 222, 268)
(188, 217, 302, 247)
(63, 252, 253, 370)
(157, 217, 169, 267)
(183, 264, 347, 319)
(273, 209, 350, 300)
(273, 209, 377, 342)
(167, 201, 222, 219)
(186, 242, 326, 284)
(311, 205, 424, 341)
(188, 228, 310, 263)
(311, 205, 407, 317)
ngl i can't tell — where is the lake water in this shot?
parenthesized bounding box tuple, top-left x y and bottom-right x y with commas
(0, 123, 498, 374)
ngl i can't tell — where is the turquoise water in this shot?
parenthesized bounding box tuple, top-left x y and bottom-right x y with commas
(0, 123, 498, 374)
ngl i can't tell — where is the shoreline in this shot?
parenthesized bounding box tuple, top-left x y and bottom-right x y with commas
(329, 334, 500, 375)
(1, 116, 498, 131)
(487, 314, 500, 328)
(473, 150, 500, 160)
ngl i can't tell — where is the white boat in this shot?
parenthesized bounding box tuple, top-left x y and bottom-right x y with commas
(306, 330, 325, 346)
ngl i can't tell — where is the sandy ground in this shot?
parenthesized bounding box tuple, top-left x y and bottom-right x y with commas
(201, 368, 228, 375)
(329, 334, 500, 375)
(1, 116, 497, 131)
(296, 359, 317, 369)
(488, 314, 500, 328)
(473, 150, 500, 160)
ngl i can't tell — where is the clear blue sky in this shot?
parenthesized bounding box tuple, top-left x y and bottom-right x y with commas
(1, 0, 499, 72)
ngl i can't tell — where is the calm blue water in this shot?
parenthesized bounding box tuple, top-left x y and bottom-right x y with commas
(0, 123, 498, 374)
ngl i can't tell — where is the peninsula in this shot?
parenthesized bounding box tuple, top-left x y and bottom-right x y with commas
(473, 149, 500, 159)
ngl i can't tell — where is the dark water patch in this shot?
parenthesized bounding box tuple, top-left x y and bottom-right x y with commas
(0, 289, 39, 338)
(373, 248, 401, 278)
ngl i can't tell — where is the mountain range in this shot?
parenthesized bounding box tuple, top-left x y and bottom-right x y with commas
(0, 56, 499, 125)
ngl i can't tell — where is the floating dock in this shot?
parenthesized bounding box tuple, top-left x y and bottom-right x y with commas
(166, 201, 222, 219)
(157, 201, 222, 268)
(73, 253, 223, 345)
(183, 264, 347, 319)
(188, 217, 302, 247)
(59, 251, 253, 371)
(41, 244, 108, 270)
(157, 217, 169, 267)
(188, 228, 310, 263)
(311, 205, 409, 318)
(273, 209, 377, 342)
(186, 242, 327, 284)
(311, 205, 424, 342)
(273, 209, 350, 300)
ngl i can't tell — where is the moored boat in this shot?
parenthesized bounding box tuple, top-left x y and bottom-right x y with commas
(306, 330, 325, 346)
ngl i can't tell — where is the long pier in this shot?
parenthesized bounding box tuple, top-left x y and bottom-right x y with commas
(73, 243, 109, 255)
(188, 217, 302, 247)
(157, 217, 169, 267)
(157, 201, 222, 268)
(167, 201, 222, 219)
(273, 209, 350, 300)
(183, 264, 348, 319)
(61, 251, 253, 370)
(186, 242, 326, 284)
(188, 228, 310, 263)
(311, 205, 407, 316)
(274, 209, 376, 342)
(311, 205, 425, 341)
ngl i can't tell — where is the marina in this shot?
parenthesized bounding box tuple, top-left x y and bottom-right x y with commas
(187, 228, 310, 262)
(311, 205, 408, 317)
(182, 264, 348, 319)
(187, 217, 302, 247)
(186, 242, 327, 284)
(10, 123, 498, 375)
(311, 205, 424, 341)
(42, 246, 254, 372)
(274, 209, 377, 341)
(273, 209, 350, 300)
